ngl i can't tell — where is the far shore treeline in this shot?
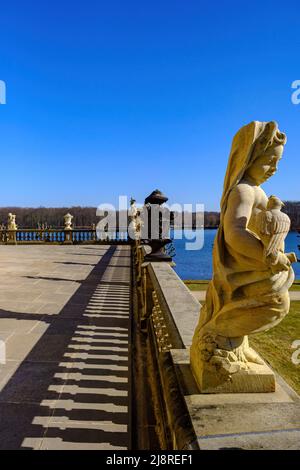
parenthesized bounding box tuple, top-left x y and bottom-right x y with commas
(0, 202, 299, 230)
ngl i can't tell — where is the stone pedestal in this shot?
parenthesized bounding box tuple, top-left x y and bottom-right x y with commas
(7, 231, 17, 245)
(64, 229, 73, 245)
(192, 353, 275, 393)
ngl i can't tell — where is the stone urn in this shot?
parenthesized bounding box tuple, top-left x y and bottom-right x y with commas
(64, 213, 73, 230)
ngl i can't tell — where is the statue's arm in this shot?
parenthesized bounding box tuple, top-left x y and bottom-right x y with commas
(223, 185, 265, 263)
(224, 186, 291, 271)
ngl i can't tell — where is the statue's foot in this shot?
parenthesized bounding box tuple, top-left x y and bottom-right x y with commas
(239, 336, 264, 365)
(242, 346, 264, 365)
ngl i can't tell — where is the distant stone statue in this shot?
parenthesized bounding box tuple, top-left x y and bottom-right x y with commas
(7, 213, 17, 230)
(64, 213, 73, 230)
(190, 121, 296, 392)
(130, 198, 138, 219)
(129, 198, 139, 239)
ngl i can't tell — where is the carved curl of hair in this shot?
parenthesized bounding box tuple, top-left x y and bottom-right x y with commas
(257, 121, 287, 152)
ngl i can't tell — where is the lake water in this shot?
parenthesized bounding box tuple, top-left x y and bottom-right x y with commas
(172, 229, 300, 280)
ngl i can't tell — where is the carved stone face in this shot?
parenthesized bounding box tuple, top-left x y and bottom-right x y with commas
(245, 144, 284, 185)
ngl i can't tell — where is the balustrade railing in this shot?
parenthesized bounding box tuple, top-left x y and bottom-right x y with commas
(0, 228, 130, 244)
(132, 239, 199, 450)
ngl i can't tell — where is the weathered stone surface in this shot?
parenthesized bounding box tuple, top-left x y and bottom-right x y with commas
(171, 350, 300, 450)
(190, 121, 297, 392)
(195, 359, 275, 394)
(148, 263, 199, 348)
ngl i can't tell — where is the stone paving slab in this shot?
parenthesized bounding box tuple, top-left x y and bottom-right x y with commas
(0, 244, 131, 450)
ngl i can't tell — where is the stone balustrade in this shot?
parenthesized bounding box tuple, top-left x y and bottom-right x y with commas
(0, 228, 130, 245)
(133, 239, 200, 450)
(0, 212, 130, 245)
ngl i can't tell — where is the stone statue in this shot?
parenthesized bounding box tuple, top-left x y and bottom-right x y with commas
(7, 213, 17, 230)
(129, 198, 140, 239)
(190, 121, 296, 392)
(130, 198, 138, 220)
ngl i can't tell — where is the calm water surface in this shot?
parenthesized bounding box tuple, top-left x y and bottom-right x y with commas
(172, 229, 300, 280)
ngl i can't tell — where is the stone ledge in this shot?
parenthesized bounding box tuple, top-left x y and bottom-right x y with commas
(147, 263, 200, 348)
(170, 349, 300, 450)
(196, 429, 300, 450)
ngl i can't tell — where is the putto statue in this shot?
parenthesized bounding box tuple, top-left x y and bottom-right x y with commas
(129, 197, 143, 240)
(190, 121, 296, 392)
(7, 213, 17, 230)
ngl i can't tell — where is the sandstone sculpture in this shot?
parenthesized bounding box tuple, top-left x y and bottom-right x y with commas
(129, 198, 143, 240)
(190, 121, 296, 392)
(7, 213, 17, 230)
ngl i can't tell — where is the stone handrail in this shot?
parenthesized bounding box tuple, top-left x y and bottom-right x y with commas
(132, 240, 200, 450)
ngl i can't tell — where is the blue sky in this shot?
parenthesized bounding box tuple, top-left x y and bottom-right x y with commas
(0, 0, 299, 210)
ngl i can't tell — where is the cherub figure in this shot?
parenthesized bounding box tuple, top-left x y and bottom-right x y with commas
(7, 213, 17, 230)
(191, 121, 297, 392)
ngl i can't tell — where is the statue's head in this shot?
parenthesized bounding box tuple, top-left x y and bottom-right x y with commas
(244, 121, 287, 185)
(267, 195, 284, 210)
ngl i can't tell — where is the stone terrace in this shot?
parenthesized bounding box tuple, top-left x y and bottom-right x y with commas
(0, 244, 131, 450)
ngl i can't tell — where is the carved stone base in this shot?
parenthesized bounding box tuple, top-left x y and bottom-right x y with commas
(193, 359, 275, 393)
(190, 333, 276, 393)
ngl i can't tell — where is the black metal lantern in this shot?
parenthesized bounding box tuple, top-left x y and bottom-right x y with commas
(143, 189, 172, 261)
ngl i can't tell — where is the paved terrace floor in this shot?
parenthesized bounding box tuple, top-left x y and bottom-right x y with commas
(0, 244, 131, 450)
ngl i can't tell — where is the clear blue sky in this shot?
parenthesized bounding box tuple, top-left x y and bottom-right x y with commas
(0, 0, 299, 210)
